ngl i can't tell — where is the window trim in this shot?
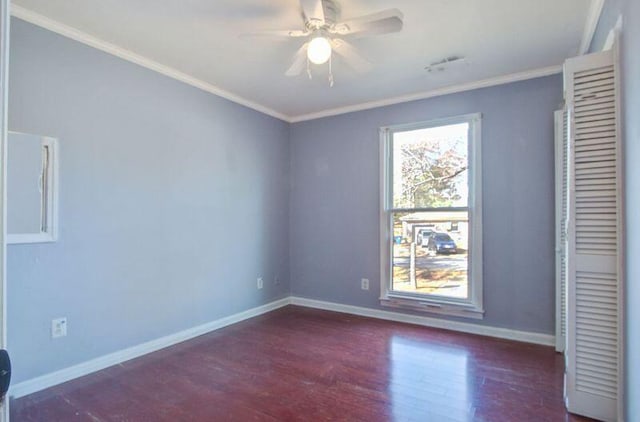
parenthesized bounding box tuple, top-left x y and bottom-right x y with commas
(7, 133, 59, 245)
(379, 113, 484, 319)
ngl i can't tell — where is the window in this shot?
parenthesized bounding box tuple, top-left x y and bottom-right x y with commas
(7, 132, 59, 244)
(380, 114, 483, 318)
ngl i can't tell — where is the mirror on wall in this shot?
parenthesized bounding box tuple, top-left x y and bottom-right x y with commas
(7, 131, 58, 244)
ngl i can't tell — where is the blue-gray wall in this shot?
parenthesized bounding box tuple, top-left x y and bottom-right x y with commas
(7, 18, 290, 384)
(592, 0, 640, 419)
(621, 4, 640, 417)
(289, 75, 563, 334)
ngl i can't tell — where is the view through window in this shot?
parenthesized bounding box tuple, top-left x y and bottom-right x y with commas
(390, 122, 470, 299)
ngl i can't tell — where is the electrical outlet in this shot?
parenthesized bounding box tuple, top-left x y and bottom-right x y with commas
(52, 317, 67, 338)
(361, 278, 370, 290)
(257, 277, 264, 289)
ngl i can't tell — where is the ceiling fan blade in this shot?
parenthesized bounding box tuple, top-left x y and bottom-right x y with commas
(285, 43, 309, 76)
(331, 39, 372, 73)
(330, 9, 403, 37)
(300, 0, 325, 25)
(240, 29, 309, 39)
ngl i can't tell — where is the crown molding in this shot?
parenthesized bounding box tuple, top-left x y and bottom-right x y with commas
(579, 0, 605, 55)
(10, 4, 291, 122)
(289, 64, 563, 123)
(11, 4, 565, 125)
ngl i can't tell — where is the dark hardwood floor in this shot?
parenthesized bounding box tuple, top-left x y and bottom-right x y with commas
(12, 306, 593, 421)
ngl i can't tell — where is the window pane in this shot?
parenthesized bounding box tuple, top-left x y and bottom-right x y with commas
(392, 123, 469, 209)
(391, 211, 469, 299)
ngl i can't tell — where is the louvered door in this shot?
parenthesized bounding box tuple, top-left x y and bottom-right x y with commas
(564, 49, 622, 422)
(555, 109, 568, 353)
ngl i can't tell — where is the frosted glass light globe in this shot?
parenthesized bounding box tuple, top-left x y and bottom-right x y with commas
(307, 36, 332, 65)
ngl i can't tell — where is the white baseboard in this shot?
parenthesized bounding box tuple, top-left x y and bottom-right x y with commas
(290, 297, 556, 347)
(11, 295, 555, 399)
(10, 297, 291, 399)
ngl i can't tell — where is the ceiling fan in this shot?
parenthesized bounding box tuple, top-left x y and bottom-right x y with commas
(242, 0, 403, 86)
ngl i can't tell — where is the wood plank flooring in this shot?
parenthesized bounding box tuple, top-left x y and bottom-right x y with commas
(11, 306, 594, 421)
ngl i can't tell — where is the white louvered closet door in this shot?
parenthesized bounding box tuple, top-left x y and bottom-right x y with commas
(555, 110, 568, 354)
(564, 49, 623, 422)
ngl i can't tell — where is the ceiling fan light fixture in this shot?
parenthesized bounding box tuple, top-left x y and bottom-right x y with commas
(307, 36, 332, 64)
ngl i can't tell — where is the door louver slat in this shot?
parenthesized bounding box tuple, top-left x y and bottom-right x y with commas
(555, 109, 569, 354)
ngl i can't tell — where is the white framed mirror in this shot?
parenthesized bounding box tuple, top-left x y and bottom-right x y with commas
(7, 131, 59, 244)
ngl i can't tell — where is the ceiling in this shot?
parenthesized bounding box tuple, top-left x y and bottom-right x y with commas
(12, 0, 595, 121)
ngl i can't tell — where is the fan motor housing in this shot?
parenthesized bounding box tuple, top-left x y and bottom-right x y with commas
(305, 0, 340, 29)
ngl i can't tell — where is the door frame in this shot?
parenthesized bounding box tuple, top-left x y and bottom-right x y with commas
(0, 0, 9, 420)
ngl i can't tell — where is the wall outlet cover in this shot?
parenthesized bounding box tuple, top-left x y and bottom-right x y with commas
(51, 317, 67, 338)
(361, 278, 370, 290)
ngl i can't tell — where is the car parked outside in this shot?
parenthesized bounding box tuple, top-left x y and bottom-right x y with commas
(427, 232, 458, 254)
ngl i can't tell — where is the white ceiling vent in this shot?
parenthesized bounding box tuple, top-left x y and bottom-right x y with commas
(425, 56, 467, 73)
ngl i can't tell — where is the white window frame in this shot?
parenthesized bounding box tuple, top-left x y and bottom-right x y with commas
(7, 133, 59, 244)
(379, 113, 484, 319)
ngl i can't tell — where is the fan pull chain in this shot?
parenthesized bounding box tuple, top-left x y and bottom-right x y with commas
(307, 57, 312, 80)
(328, 55, 334, 87)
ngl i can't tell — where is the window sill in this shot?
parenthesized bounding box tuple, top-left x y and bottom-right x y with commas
(380, 295, 484, 320)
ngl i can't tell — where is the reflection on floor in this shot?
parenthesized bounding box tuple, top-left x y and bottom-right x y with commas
(12, 306, 594, 421)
